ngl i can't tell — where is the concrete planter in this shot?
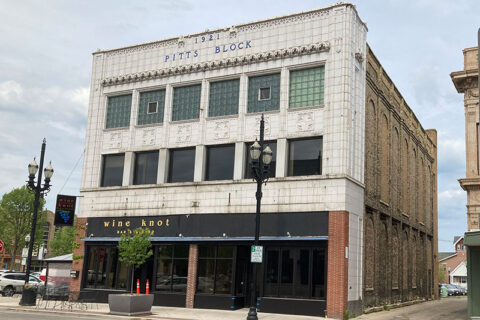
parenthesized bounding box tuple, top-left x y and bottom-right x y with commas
(108, 294, 154, 316)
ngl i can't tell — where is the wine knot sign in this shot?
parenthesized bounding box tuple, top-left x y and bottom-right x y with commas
(54, 194, 76, 226)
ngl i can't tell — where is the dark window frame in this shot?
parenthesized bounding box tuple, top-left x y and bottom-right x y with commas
(154, 244, 189, 293)
(205, 144, 235, 181)
(287, 137, 323, 176)
(83, 245, 126, 290)
(133, 150, 159, 185)
(101, 153, 125, 187)
(168, 147, 196, 183)
(263, 246, 326, 300)
(196, 245, 235, 295)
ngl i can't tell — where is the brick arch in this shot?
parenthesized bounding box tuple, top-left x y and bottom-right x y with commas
(402, 230, 409, 296)
(380, 113, 389, 202)
(392, 226, 399, 290)
(366, 100, 377, 196)
(411, 233, 417, 290)
(419, 158, 424, 223)
(402, 139, 409, 213)
(365, 216, 375, 290)
(378, 219, 388, 301)
(410, 148, 417, 220)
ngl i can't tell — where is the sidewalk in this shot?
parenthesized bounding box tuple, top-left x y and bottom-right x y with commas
(0, 296, 327, 320)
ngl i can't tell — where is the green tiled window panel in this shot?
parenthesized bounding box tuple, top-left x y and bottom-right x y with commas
(208, 79, 240, 117)
(172, 84, 201, 121)
(138, 90, 165, 125)
(106, 94, 132, 129)
(247, 73, 280, 113)
(289, 66, 325, 109)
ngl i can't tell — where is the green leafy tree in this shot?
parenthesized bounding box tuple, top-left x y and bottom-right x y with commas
(438, 265, 447, 283)
(118, 228, 153, 293)
(49, 226, 75, 256)
(0, 186, 46, 270)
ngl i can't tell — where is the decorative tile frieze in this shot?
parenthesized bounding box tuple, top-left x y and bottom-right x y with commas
(175, 125, 192, 143)
(296, 112, 315, 132)
(101, 42, 330, 87)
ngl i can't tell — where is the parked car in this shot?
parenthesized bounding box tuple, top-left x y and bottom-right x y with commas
(0, 273, 44, 296)
(451, 284, 468, 295)
(444, 284, 461, 296)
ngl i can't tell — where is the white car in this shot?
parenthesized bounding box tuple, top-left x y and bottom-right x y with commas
(0, 273, 44, 296)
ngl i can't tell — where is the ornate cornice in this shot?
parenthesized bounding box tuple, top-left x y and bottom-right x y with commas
(101, 41, 330, 87)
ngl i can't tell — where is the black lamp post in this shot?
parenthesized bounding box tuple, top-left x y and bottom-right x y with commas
(246, 115, 272, 320)
(19, 138, 53, 306)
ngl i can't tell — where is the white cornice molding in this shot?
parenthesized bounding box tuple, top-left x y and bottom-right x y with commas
(101, 41, 330, 87)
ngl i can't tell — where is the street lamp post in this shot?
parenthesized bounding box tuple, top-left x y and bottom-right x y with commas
(19, 138, 53, 306)
(247, 115, 273, 320)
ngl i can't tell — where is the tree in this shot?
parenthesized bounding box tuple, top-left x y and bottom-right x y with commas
(118, 228, 153, 293)
(0, 186, 46, 270)
(438, 265, 447, 283)
(49, 226, 75, 256)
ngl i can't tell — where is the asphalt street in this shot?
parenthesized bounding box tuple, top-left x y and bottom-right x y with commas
(356, 297, 467, 320)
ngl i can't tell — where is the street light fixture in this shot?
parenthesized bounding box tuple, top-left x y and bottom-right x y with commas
(20, 138, 53, 306)
(246, 114, 272, 320)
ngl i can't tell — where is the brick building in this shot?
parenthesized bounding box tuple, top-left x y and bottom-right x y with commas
(71, 3, 437, 318)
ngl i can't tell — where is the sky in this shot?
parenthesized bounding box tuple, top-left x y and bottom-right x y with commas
(0, 0, 477, 252)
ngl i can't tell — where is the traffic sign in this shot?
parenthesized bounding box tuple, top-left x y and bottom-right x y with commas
(22, 248, 29, 258)
(251, 245, 263, 263)
(0, 240, 3, 254)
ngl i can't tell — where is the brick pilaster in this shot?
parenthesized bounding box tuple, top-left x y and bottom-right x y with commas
(326, 211, 349, 319)
(185, 244, 198, 308)
(70, 217, 87, 294)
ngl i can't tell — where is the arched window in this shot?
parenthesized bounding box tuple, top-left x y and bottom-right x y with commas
(402, 139, 409, 213)
(365, 217, 375, 290)
(380, 114, 389, 202)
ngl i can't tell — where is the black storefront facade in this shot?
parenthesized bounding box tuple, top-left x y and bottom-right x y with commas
(80, 211, 329, 316)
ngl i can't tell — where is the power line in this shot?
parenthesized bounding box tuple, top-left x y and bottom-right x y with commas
(58, 149, 85, 194)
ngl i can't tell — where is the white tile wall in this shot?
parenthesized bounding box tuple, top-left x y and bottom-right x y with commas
(80, 3, 367, 300)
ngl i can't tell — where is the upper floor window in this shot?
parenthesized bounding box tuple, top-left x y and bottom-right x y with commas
(288, 137, 323, 176)
(106, 94, 132, 129)
(206, 144, 235, 181)
(172, 84, 201, 121)
(289, 66, 325, 109)
(138, 90, 165, 125)
(168, 148, 195, 183)
(245, 141, 277, 179)
(101, 154, 125, 187)
(248, 73, 280, 113)
(208, 79, 240, 117)
(133, 151, 159, 185)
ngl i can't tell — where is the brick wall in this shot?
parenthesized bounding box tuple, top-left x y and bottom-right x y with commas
(326, 210, 349, 319)
(363, 45, 438, 307)
(70, 217, 87, 293)
(186, 244, 198, 308)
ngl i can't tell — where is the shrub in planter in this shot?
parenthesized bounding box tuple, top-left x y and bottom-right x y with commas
(108, 228, 153, 316)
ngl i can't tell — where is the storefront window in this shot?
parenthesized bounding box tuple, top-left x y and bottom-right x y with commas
(155, 245, 189, 293)
(197, 245, 234, 295)
(264, 246, 326, 299)
(85, 246, 126, 290)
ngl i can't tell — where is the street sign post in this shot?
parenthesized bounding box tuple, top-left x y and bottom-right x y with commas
(251, 245, 263, 263)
